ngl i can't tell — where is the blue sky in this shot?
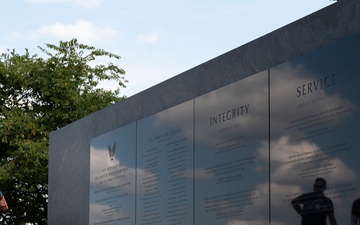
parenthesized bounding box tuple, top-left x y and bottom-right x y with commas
(1, 0, 334, 97)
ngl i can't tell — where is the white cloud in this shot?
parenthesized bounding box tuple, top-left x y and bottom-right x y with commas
(31, 19, 119, 44)
(27, 0, 103, 9)
(270, 63, 357, 139)
(137, 31, 159, 44)
(260, 136, 357, 186)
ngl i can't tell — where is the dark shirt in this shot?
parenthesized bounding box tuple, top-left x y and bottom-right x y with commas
(291, 192, 334, 225)
(352, 198, 360, 218)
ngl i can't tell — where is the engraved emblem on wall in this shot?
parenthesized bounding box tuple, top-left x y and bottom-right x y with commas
(90, 123, 136, 225)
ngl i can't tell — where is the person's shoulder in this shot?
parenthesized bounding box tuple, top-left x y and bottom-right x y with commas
(323, 195, 334, 203)
(353, 198, 360, 206)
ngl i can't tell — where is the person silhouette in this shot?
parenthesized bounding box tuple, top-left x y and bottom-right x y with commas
(351, 198, 360, 225)
(291, 178, 337, 225)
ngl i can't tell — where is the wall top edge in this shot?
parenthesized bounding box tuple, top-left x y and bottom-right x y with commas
(52, 0, 359, 136)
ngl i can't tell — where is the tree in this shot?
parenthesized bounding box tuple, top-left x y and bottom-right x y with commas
(0, 39, 126, 224)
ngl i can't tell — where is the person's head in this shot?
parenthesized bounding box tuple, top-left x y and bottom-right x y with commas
(313, 177, 327, 193)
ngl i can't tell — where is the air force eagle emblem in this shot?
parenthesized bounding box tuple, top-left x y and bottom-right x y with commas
(108, 142, 116, 161)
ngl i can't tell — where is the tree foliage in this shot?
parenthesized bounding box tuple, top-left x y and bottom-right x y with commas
(0, 39, 126, 224)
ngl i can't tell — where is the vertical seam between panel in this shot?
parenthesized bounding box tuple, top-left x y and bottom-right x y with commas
(268, 68, 271, 225)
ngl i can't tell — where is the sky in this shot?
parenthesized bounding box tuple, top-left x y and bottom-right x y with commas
(1, 0, 335, 97)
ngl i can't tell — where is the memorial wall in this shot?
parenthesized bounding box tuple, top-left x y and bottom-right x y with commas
(49, 1, 360, 225)
(87, 31, 360, 225)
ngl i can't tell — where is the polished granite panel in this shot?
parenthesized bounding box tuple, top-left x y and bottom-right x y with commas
(270, 32, 360, 225)
(270, 32, 360, 224)
(136, 100, 194, 225)
(49, 114, 95, 225)
(195, 71, 269, 225)
(90, 123, 136, 225)
(48, 1, 360, 224)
